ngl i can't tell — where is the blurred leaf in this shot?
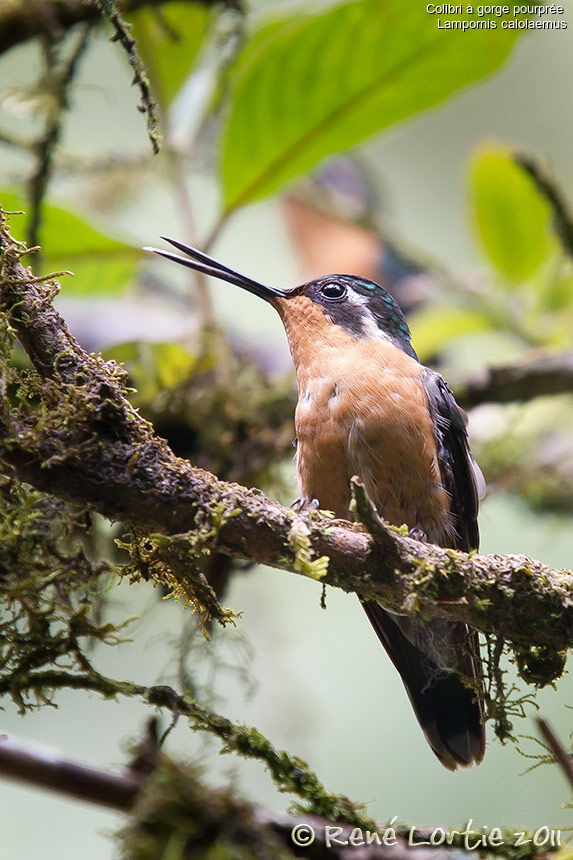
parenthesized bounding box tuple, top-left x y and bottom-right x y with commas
(130, 2, 212, 111)
(535, 260, 573, 313)
(153, 341, 197, 389)
(408, 305, 493, 361)
(106, 341, 197, 403)
(0, 189, 140, 295)
(469, 146, 557, 285)
(221, 0, 523, 213)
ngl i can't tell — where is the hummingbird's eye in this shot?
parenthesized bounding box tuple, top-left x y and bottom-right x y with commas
(319, 282, 347, 301)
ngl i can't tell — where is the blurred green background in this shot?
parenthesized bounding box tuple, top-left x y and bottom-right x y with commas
(0, 0, 572, 856)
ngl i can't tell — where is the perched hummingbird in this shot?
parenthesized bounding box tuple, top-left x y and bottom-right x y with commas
(146, 237, 487, 770)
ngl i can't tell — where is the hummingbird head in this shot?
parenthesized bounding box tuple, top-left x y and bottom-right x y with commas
(297, 274, 416, 358)
(144, 238, 416, 359)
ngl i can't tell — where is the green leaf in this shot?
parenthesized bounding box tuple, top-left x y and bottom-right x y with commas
(130, 2, 212, 110)
(0, 190, 140, 295)
(540, 266, 573, 313)
(408, 305, 493, 362)
(469, 146, 557, 285)
(221, 0, 523, 214)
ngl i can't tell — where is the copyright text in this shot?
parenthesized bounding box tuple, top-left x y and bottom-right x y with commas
(290, 818, 565, 850)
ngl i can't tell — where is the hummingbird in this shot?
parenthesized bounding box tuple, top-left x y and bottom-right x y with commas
(145, 237, 487, 770)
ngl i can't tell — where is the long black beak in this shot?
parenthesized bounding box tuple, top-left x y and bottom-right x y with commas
(143, 237, 291, 302)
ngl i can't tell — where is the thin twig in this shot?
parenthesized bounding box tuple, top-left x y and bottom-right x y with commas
(165, 146, 216, 328)
(0, 733, 141, 810)
(203, 212, 231, 253)
(95, 0, 161, 154)
(0, 129, 35, 153)
(516, 155, 573, 258)
(28, 23, 93, 252)
(536, 718, 573, 792)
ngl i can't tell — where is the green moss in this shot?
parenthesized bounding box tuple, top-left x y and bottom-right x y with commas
(287, 517, 329, 580)
(388, 523, 409, 537)
(117, 500, 241, 630)
(514, 645, 567, 687)
(119, 755, 293, 860)
(0, 472, 126, 712)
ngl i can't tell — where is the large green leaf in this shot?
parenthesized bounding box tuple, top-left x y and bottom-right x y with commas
(130, 2, 212, 111)
(0, 190, 140, 295)
(469, 146, 557, 284)
(221, 0, 523, 214)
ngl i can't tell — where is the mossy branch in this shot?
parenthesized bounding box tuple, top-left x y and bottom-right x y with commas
(0, 724, 568, 860)
(0, 213, 572, 662)
(0, 670, 374, 830)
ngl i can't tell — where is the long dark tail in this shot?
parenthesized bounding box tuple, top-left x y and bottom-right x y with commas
(363, 601, 485, 770)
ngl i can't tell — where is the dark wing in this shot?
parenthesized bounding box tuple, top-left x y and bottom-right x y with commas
(420, 369, 485, 552)
(363, 603, 485, 770)
(363, 368, 486, 769)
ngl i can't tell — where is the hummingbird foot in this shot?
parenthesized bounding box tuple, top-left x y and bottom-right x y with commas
(290, 497, 320, 514)
(409, 526, 428, 542)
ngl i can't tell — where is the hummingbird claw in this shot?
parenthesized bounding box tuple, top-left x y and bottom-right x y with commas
(290, 497, 320, 513)
(409, 526, 428, 542)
